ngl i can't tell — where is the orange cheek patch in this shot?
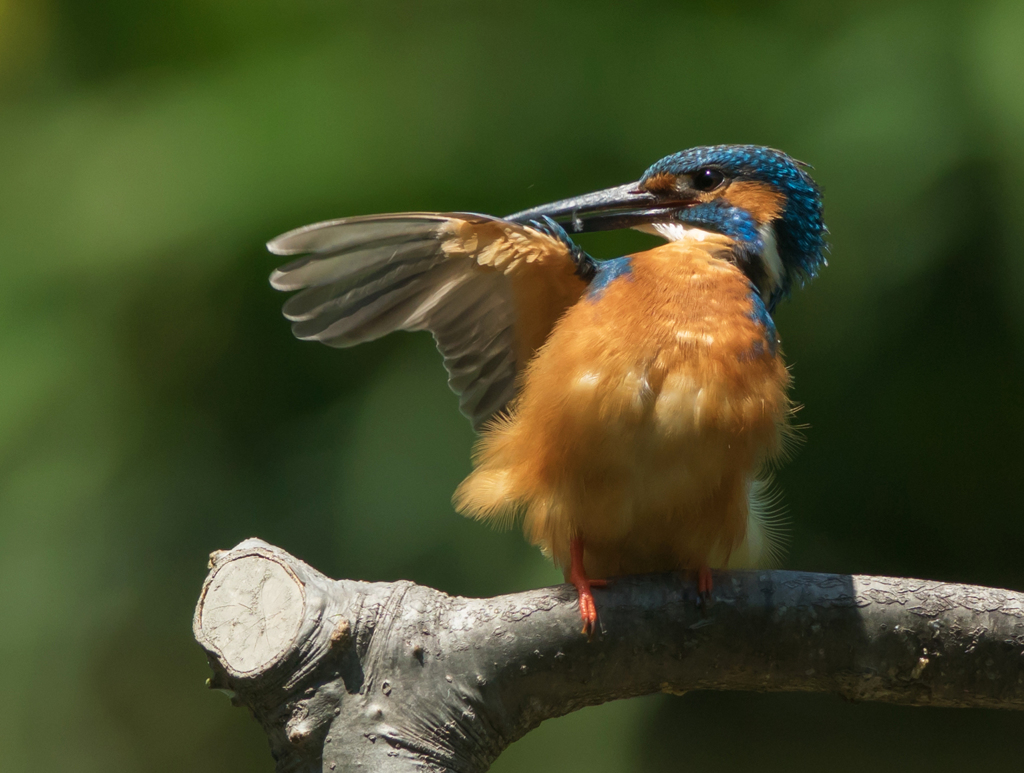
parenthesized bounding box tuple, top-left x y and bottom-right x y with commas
(726, 181, 785, 223)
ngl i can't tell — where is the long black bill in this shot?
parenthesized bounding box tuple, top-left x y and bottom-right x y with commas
(506, 182, 682, 234)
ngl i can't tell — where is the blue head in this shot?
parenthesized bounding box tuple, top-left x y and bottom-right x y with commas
(508, 144, 827, 310)
(639, 145, 826, 307)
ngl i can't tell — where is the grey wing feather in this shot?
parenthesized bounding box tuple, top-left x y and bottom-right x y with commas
(268, 214, 519, 429)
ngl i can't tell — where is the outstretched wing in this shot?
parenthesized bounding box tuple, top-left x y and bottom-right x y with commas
(268, 213, 589, 429)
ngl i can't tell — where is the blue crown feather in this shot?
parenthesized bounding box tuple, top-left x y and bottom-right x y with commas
(642, 145, 827, 299)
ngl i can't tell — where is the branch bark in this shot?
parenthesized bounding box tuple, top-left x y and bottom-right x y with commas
(194, 538, 1024, 773)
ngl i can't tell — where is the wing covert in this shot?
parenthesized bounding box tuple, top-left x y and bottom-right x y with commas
(268, 213, 588, 429)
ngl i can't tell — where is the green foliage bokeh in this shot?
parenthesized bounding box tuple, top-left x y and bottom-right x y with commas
(2, 1, 1023, 770)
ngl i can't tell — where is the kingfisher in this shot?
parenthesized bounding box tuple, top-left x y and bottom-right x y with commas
(268, 145, 826, 635)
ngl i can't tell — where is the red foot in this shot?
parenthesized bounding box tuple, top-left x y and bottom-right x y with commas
(570, 538, 607, 636)
(697, 565, 713, 597)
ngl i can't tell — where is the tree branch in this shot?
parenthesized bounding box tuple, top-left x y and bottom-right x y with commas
(194, 538, 1024, 772)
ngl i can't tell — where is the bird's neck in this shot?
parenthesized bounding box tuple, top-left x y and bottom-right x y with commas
(637, 210, 784, 310)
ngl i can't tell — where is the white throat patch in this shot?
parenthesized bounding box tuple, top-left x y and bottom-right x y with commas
(758, 223, 785, 293)
(635, 222, 716, 243)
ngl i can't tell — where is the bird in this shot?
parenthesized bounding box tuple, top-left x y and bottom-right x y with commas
(268, 144, 827, 635)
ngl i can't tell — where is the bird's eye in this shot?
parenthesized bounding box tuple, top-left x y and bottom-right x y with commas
(692, 168, 726, 192)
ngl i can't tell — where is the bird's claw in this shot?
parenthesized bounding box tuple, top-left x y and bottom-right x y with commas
(573, 577, 608, 636)
(569, 538, 607, 637)
(696, 565, 713, 608)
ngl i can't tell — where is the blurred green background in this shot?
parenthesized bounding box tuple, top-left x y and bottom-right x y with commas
(2, 0, 1024, 770)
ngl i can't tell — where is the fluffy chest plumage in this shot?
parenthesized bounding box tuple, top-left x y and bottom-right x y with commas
(537, 240, 786, 437)
(455, 240, 792, 576)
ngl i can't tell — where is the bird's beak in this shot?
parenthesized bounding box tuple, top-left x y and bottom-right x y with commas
(506, 182, 686, 233)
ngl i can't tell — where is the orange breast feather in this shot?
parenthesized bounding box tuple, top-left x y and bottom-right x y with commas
(454, 239, 793, 579)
